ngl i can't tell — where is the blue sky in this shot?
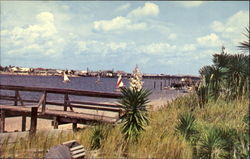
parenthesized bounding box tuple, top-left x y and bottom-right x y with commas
(0, 1, 249, 75)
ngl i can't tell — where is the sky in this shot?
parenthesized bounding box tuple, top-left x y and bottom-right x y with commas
(0, 1, 249, 75)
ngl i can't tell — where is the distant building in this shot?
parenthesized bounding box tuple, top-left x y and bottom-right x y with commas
(34, 68, 47, 75)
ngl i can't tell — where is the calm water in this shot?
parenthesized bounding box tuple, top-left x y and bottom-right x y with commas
(0, 74, 181, 104)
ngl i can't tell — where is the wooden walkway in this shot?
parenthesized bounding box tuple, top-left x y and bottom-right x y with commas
(0, 85, 124, 134)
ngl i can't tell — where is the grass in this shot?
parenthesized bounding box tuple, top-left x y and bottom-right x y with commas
(0, 93, 248, 158)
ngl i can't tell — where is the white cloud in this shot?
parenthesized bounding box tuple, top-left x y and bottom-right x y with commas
(181, 44, 196, 52)
(128, 2, 159, 17)
(1, 12, 65, 57)
(77, 41, 131, 55)
(210, 10, 249, 45)
(139, 42, 177, 54)
(93, 16, 147, 31)
(196, 33, 223, 47)
(168, 33, 177, 40)
(177, 1, 205, 8)
(116, 3, 130, 12)
(36, 12, 54, 24)
(93, 2, 160, 32)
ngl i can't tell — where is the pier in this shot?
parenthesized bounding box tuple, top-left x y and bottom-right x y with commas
(0, 85, 124, 134)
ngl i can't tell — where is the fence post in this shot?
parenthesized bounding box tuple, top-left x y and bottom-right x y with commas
(22, 115, 26, 131)
(30, 107, 38, 135)
(42, 91, 47, 113)
(0, 110, 5, 133)
(73, 123, 77, 131)
(53, 117, 59, 129)
(64, 94, 69, 111)
(14, 90, 18, 106)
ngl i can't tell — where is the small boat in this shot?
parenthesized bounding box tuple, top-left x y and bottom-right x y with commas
(95, 74, 101, 84)
(115, 74, 125, 91)
(63, 72, 70, 83)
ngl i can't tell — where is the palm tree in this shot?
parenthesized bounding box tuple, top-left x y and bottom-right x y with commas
(119, 87, 151, 142)
(238, 27, 250, 51)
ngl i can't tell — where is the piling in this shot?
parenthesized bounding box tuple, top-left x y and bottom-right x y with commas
(53, 117, 59, 129)
(42, 91, 47, 113)
(0, 110, 5, 133)
(73, 123, 77, 131)
(64, 94, 69, 111)
(14, 90, 18, 106)
(160, 82, 163, 90)
(153, 81, 156, 89)
(30, 107, 38, 135)
(22, 115, 26, 131)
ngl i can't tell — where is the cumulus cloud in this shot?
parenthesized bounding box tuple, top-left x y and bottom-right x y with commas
(1, 12, 65, 56)
(93, 16, 147, 31)
(116, 3, 130, 12)
(210, 10, 249, 44)
(128, 2, 159, 17)
(177, 1, 205, 8)
(196, 33, 223, 47)
(168, 33, 177, 40)
(77, 41, 133, 55)
(93, 2, 159, 32)
(139, 42, 177, 54)
(181, 44, 196, 52)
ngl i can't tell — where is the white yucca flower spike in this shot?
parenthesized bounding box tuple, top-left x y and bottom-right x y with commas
(129, 65, 144, 91)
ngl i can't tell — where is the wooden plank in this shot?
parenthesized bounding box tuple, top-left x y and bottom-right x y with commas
(70, 145, 84, 151)
(0, 110, 5, 133)
(70, 101, 122, 108)
(72, 152, 85, 159)
(46, 101, 122, 112)
(22, 115, 26, 131)
(71, 149, 85, 155)
(0, 85, 123, 98)
(0, 105, 119, 124)
(63, 140, 76, 145)
(69, 104, 122, 112)
(29, 107, 38, 135)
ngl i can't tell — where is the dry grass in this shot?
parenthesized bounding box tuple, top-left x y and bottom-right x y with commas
(0, 93, 248, 158)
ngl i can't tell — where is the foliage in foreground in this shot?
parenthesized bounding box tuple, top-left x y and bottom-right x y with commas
(197, 50, 249, 106)
(119, 87, 151, 142)
(0, 93, 248, 159)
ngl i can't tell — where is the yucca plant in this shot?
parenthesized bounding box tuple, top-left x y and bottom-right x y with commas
(176, 112, 198, 142)
(90, 125, 105, 150)
(198, 127, 227, 159)
(119, 87, 151, 142)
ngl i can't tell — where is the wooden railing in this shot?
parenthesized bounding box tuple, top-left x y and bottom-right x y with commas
(0, 85, 124, 114)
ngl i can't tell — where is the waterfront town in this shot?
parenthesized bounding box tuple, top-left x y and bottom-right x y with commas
(0, 65, 200, 80)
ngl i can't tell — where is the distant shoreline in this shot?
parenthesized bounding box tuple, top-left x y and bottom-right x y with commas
(0, 71, 200, 80)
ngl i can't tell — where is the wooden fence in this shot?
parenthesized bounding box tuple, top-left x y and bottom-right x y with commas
(0, 85, 124, 134)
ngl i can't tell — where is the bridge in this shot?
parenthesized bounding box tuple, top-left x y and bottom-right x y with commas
(0, 85, 124, 134)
